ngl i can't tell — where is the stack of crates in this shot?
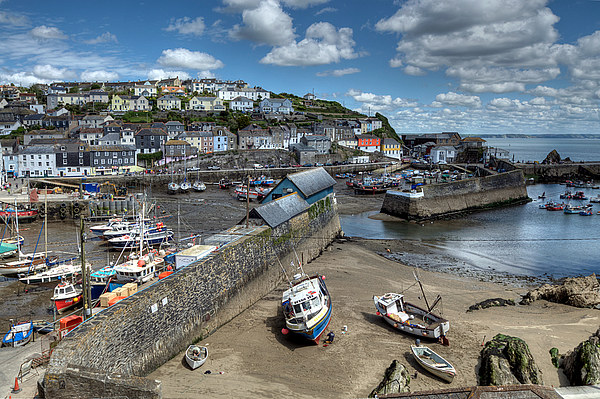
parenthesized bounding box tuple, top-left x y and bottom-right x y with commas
(99, 292, 116, 307)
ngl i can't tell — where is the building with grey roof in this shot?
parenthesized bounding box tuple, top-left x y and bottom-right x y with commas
(261, 167, 336, 205)
(243, 193, 309, 228)
(18, 145, 57, 177)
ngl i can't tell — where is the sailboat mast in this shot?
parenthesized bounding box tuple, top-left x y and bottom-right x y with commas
(14, 199, 20, 259)
(44, 186, 47, 257)
(80, 216, 91, 320)
(140, 202, 145, 255)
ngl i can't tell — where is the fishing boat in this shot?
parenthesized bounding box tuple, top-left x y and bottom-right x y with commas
(167, 182, 180, 195)
(108, 229, 174, 249)
(89, 218, 127, 235)
(0, 207, 38, 223)
(18, 261, 82, 285)
(560, 191, 572, 199)
(564, 204, 583, 214)
(546, 203, 565, 211)
(580, 208, 593, 216)
(590, 195, 600, 203)
(234, 185, 259, 201)
(354, 184, 387, 194)
(572, 191, 588, 200)
(101, 221, 157, 240)
(281, 273, 332, 344)
(113, 251, 165, 284)
(51, 281, 83, 314)
(0, 251, 57, 276)
(180, 181, 191, 193)
(218, 178, 231, 189)
(373, 292, 449, 339)
(185, 345, 208, 370)
(192, 181, 206, 192)
(410, 345, 456, 383)
(1, 321, 33, 347)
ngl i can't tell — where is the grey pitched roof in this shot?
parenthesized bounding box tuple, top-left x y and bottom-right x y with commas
(287, 167, 336, 198)
(99, 132, 121, 142)
(165, 121, 184, 126)
(251, 193, 309, 228)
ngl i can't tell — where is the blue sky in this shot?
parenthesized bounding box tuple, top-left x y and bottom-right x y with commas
(1, 0, 600, 135)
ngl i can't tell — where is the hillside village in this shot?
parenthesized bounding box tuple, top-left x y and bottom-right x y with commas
(0, 77, 490, 178)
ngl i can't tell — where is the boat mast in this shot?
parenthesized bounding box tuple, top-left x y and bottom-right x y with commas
(44, 186, 47, 257)
(140, 201, 145, 255)
(413, 270, 431, 312)
(80, 215, 91, 320)
(14, 199, 20, 260)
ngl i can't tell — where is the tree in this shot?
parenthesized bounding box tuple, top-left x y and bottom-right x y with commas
(69, 86, 79, 94)
(91, 83, 101, 90)
(237, 115, 251, 130)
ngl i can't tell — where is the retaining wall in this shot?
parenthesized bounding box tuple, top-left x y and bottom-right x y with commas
(381, 170, 529, 220)
(41, 194, 341, 398)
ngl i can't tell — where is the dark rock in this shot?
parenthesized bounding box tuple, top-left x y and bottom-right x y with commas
(562, 327, 600, 385)
(467, 298, 515, 312)
(563, 157, 573, 163)
(369, 360, 410, 397)
(520, 274, 600, 308)
(542, 149, 561, 164)
(479, 334, 542, 386)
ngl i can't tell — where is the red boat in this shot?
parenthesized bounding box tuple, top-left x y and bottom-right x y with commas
(0, 208, 38, 223)
(546, 204, 565, 211)
(51, 282, 83, 314)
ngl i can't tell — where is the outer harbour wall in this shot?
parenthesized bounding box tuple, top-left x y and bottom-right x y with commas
(381, 170, 530, 221)
(41, 195, 341, 398)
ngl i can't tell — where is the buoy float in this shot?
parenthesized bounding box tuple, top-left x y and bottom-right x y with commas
(393, 323, 398, 328)
(281, 328, 289, 335)
(376, 311, 380, 316)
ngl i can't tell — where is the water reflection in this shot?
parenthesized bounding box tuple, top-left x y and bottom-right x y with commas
(340, 184, 600, 278)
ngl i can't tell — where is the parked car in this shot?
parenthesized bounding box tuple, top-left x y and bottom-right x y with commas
(302, 163, 313, 167)
(207, 165, 221, 170)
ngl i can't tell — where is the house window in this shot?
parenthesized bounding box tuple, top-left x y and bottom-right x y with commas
(63, 153, 67, 158)
(79, 159, 83, 165)
(60, 146, 65, 151)
(104, 152, 108, 156)
(79, 152, 83, 158)
(38, 162, 41, 166)
(94, 160, 98, 165)
(101, 159, 105, 165)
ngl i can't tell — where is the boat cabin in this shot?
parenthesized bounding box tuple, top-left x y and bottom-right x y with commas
(53, 283, 77, 298)
(282, 275, 328, 325)
(376, 293, 410, 322)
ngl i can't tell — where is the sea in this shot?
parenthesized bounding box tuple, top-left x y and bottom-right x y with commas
(340, 136, 600, 281)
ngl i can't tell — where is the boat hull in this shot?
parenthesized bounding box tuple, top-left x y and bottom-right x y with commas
(2, 321, 33, 347)
(410, 345, 456, 383)
(374, 295, 449, 339)
(185, 345, 208, 370)
(53, 295, 82, 314)
(294, 302, 332, 344)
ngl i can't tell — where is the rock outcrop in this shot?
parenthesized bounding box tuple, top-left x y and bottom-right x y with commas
(467, 298, 515, 312)
(479, 334, 542, 386)
(520, 274, 600, 308)
(562, 327, 600, 385)
(542, 150, 561, 164)
(369, 360, 410, 397)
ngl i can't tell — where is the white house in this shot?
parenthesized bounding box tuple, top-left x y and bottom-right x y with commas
(229, 96, 254, 112)
(134, 82, 157, 97)
(18, 145, 57, 177)
(259, 98, 293, 114)
(430, 146, 456, 164)
(217, 87, 270, 101)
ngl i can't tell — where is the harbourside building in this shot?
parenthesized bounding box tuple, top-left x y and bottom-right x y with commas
(261, 167, 336, 205)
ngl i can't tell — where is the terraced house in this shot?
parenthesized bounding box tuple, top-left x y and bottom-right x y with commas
(110, 95, 150, 112)
(187, 96, 226, 112)
(157, 95, 181, 111)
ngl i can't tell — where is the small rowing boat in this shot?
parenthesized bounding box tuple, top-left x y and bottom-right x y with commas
(410, 344, 456, 382)
(185, 345, 208, 370)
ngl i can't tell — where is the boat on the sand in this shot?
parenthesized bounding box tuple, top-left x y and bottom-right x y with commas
(410, 344, 456, 382)
(2, 320, 33, 347)
(185, 345, 208, 370)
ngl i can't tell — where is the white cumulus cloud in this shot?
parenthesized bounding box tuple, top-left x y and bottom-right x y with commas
(84, 32, 118, 45)
(147, 69, 192, 81)
(431, 91, 481, 108)
(81, 70, 119, 82)
(30, 25, 68, 40)
(157, 48, 224, 71)
(32, 64, 77, 81)
(229, 0, 295, 46)
(165, 17, 205, 36)
(261, 22, 358, 66)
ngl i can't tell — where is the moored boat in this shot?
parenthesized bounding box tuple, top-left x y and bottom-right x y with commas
(580, 208, 593, 216)
(234, 185, 259, 201)
(410, 344, 456, 382)
(51, 281, 83, 314)
(89, 218, 126, 235)
(564, 204, 583, 214)
(180, 181, 191, 193)
(113, 251, 164, 284)
(185, 345, 208, 370)
(0, 207, 38, 223)
(167, 182, 180, 194)
(373, 292, 449, 339)
(108, 229, 174, 249)
(1, 320, 33, 347)
(282, 273, 332, 344)
(219, 178, 231, 189)
(18, 261, 82, 285)
(192, 181, 206, 192)
(0, 251, 57, 277)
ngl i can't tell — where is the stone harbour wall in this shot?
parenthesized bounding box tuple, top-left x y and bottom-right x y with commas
(381, 170, 530, 221)
(42, 194, 341, 398)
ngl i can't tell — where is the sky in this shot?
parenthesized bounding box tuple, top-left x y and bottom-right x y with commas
(1, 0, 600, 135)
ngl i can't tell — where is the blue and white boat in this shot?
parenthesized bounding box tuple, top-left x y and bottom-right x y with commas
(2, 320, 33, 347)
(282, 273, 332, 344)
(90, 218, 127, 236)
(90, 264, 118, 300)
(108, 229, 174, 249)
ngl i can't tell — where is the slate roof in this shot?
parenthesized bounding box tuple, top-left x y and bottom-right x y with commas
(287, 167, 336, 198)
(250, 193, 309, 228)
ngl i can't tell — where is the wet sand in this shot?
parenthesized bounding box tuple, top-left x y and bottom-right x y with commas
(150, 238, 597, 398)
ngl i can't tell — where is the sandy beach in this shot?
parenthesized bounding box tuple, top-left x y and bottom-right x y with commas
(149, 237, 598, 398)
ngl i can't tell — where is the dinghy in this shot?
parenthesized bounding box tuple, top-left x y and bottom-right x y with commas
(185, 345, 208, 370)
(2, 320, 33, 347)
(410, 344, 456, 382)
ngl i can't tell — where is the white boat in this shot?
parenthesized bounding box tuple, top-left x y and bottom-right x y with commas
(0, 251, 57, 276)
(234, 185, 259, 201)
(410, 345, 456, 382)
(185, 345, 208, 370)
(282, 273, 332, 343)
(2, 321, 33, 347)
(108, 229, 174, 248)
(90, 218, 127, 235)
(180, 182, 191, 193)
(113, 251, 164, 284)
(168, 182, 180, 194)
(192, 181, 206, 192)
(373, 293, 449, 339)
(590, 195, 600, 203)
(18, 262, 83, 285)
